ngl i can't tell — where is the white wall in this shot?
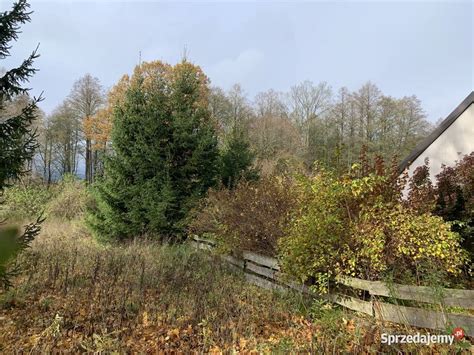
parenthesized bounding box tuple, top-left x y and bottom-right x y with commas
(405, 103, 474, 184)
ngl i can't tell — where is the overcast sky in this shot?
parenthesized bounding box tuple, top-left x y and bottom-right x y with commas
(2, 0, 473, 122)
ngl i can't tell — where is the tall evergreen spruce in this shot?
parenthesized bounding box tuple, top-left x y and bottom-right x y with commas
(166, 62, 220, 233)
(88, 61, 219, 241)
(0, 0, 42, 289)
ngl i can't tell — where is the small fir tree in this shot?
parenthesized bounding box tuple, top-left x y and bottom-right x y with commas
(220, 126, 258, 189)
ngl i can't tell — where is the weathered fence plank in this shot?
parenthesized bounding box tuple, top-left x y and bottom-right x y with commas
(190, 236, 474, 335)
(245, 261, 277, 279)
(282, 278, 312, 295)
(245, 273, 286, 292)
(374, 302, 474, 337)
(337, 276, 474, 309)
(222, 255, 245, 269)
(242, 251, 280, 270)
(328, 294, 373, 315)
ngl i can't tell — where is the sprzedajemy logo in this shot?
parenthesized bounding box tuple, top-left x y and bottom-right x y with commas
(381, 328, 465, 346)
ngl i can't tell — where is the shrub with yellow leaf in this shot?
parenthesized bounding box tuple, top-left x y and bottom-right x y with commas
(278, 162, 470, 290)
(343, 203, 469, 283)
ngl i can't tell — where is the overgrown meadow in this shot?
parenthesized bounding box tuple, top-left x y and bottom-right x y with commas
(0, 177, 471, 353)
(1, 1, 473, 353)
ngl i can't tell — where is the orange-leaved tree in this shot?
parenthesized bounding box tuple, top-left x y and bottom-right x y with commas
(83, 74, 129, 177)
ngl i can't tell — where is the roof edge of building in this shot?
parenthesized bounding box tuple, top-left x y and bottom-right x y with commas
(398, 91, 474, 174)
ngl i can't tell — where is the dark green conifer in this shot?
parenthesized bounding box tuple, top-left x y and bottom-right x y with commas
(0, 0, 42, 289)
(220, 126, 258, 189)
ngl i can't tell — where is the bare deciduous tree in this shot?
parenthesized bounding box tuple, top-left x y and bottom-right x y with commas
(254, 89, 288, 119)
(68, 74, 104, 183)
(48, 102, 82, 176)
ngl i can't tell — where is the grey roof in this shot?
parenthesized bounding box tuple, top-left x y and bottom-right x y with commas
(398, 91, 474, 173)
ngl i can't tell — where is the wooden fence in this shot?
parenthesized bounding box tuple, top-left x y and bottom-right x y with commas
(190, 236, 474, 337)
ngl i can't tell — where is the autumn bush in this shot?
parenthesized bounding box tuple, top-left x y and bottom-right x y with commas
(434, 152, 474, 258)
(404, 153, 474, 262)
(46, 174, 90, 220)
(190, 152, 470, 288)
(278, 159, 469, 291)
(277, 169, 349, 291)
(188, 176, 297, 255)
(343, 203, 468, 283)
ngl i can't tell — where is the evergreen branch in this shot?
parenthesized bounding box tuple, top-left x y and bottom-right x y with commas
(0, 95, 41, 189)
(0, 0, 32, 59)
(0, 44, 40, 101)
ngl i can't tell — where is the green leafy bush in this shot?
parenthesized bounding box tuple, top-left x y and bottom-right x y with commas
(1, 175, 90, 222)
(1, 182, 52, 220)
(189, 176, 297, 255)
(277, 169, 349, 289)
(0, 218, 42, 289)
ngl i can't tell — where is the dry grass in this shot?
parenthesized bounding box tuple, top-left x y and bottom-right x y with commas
(0, 220, 320, 352)
(0, 219, 471, 353)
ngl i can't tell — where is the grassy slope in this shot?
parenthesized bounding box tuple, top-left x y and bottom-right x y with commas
(0, 219, 471, 353)
(0, 220, 327, 352)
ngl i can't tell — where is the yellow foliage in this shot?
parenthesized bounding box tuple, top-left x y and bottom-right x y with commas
(279, 167, 469, 288)
(83, 74, 129, 150)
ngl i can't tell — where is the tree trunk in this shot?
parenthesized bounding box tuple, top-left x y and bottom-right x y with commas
(85, 139, 92, 183)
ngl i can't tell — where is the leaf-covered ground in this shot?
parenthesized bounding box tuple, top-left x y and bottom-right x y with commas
(0, 220, 471, 353)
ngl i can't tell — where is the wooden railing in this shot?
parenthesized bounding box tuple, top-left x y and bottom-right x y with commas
(190, 236, 474, 337)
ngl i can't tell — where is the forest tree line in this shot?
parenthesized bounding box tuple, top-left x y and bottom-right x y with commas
(19, 73, 433, 183)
